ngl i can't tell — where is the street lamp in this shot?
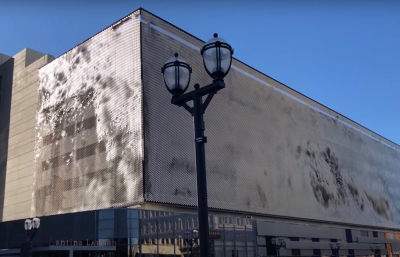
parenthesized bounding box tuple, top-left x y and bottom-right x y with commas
(329, 241, 341, 257)
(24, 217, 40, 246)
(184, 229, 199, 257)
(161, 33, 234, 257)
(271, 237, 285, 257)
(370, 244, 380, 257)
(24, 217, 40, 257)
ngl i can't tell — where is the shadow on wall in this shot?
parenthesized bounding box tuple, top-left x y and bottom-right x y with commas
(0, 58, 14, 221)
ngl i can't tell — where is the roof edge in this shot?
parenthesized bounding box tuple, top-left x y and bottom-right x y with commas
(40, 7, 144, 69)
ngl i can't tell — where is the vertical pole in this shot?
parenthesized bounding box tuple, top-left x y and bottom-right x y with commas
(156, 219, 159, 257)
(29, 232, 33, 257)
(190, 244, 194, 257)
(193, 93, 210, 257)
(173, 218, 176, 257)
(223, 223, 226, 257)
(233, 225, 236, 257)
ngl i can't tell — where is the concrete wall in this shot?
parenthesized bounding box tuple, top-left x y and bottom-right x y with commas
(0, 48, 54, 222)
(0, 54, 11, 66)
(0, 58, 15, 222)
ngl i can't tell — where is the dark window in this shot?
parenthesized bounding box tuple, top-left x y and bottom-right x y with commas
(63, 179, 73, 191)
(373, 231, 378, 238)
(292, 249, 301, 256)
(83, 116, 96, 130)
(43, 134, 54, 146)
(265, 236, 277, 256)
(76, 143, 97, 160)
(115, 134, 123, 146)
(98, 141, 106, 152)
(65, 124, 75, 137)
(50, 156, 60, 168)
(42, 161, 50, 171)
(313, 249, 321, 256)
(346, 229, 353, 243)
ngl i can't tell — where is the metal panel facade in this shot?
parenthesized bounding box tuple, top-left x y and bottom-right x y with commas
(140, 10, 400, 229)
(32, 11, 143, 216)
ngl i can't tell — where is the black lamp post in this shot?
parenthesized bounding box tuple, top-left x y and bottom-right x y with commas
(370, 244, 380, 257)
(271, 237, 285, 257)
(329, 241, 341, 257)
(184, 229, 199, 257)
(24, 217, 40, 257)
(161, 33, 234, 257)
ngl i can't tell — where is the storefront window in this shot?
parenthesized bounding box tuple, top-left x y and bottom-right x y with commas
(247, 242, 255, 257)
(225, 241, 235, 257)
(214, 240, 225, 257)
(236, 241, 246, 257)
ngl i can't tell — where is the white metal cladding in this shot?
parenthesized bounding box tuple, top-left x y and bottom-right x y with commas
(140, 11, 400, 229)
(32, 11, 143, 217)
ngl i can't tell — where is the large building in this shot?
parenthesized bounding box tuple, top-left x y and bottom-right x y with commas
(1, 8, 400, 257)
(0, 48, 54, 221)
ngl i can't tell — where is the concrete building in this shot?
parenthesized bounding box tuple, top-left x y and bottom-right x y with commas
(0, 48, 54, 222)
(0, 8, 400, 257)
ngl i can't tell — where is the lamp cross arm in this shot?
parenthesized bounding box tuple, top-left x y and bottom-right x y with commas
(171, 80, 225, 107)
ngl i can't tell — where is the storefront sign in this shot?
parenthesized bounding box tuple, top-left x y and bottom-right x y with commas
(209, 230, 222, 239)
(52, 239, 117, 246)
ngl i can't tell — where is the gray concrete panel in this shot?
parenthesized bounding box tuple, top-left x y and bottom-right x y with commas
(1, 49, 53, 221)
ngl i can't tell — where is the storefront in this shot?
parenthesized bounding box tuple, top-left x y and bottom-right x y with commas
(0, 245, 116, 257)
(0, 209, 257, 257)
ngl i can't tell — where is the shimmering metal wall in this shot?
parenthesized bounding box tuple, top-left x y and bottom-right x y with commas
(140, 10, 400, 229)
(32, 11, 143, 216)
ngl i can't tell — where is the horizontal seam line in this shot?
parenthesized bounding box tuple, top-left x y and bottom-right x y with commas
(10, 115, 36, 126)
(2, 199, 32, 208)
(3, 184, 32, 196)
(11, 80, 39, 96)
(0, 127, 35, 145)
(5, 164, 35, 174)
(9, 103, 37, 117)
(7, 139, 36, 151)
(11, 91, 37, 109)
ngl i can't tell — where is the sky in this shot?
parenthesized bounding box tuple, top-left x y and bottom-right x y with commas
(1, 0, 399, 145)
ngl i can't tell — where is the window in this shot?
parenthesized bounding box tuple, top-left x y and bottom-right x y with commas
(291, 249, 301, 256)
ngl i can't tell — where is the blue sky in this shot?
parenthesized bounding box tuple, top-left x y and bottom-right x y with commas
(1, 0, 399, 145)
